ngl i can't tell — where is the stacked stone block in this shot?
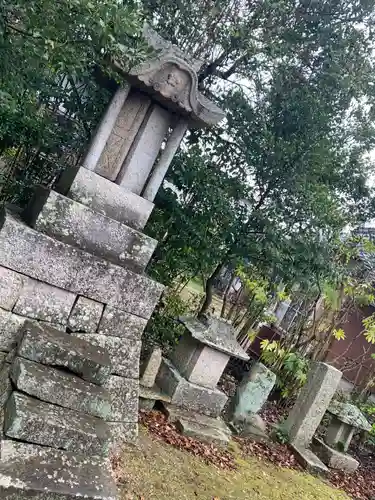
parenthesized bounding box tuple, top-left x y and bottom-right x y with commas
(0, 168, 163, 444)
(0, 321, 117, 499)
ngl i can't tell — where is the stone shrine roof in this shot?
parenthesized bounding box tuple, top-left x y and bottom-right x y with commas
(114, 25, 225, 128)
(178, 316, 249, 361)
(328, 400, 371, 431)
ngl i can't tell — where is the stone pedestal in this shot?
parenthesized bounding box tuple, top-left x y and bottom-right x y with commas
(283, 362, 342, 447)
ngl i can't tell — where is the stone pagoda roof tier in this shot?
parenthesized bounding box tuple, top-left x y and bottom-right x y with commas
(178, 316, 249, 361)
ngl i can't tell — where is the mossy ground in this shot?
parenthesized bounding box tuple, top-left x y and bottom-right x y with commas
(117, 427, 349, 500)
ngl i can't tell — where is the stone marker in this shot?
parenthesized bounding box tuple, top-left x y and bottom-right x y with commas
(10, 357, 112, 419)
(0, 440, 117, 500)
(17, 322, 112, 386)
(4, 392, 111, 455)
(230, 362, 276, 423)
(140, 347, 162, 388)
(283, 362, 342, 447)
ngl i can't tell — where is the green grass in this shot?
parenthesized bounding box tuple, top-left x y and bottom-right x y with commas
(117, 427, 349, 500)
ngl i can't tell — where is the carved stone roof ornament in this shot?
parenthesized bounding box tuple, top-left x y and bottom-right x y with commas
(114, 25, 225, 128)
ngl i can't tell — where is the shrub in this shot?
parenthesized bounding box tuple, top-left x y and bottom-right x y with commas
(144, 288, 199, 354)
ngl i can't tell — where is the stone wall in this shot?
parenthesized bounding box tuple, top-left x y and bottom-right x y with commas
(0, 169, 164, 443)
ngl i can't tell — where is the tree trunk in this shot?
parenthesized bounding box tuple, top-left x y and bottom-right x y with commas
(220, 273, 235, 318)
(198, 261, 224, 318)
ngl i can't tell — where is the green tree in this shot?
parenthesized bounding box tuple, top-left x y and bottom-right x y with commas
(145, 0, 375, 315)
(0, 0, 147, 205)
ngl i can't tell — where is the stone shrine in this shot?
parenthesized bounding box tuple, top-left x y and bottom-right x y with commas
(156, 316, 249, 445)
(0, 25, 224, 499)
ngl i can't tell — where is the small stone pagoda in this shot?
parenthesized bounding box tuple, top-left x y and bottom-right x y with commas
(0, 25, 224, 499)
(312, 400, 371, 472)
(156, 316, 249, 445)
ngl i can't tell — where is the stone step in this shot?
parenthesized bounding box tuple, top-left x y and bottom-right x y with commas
(25, 188, 157, 273)
(4, 392, 111, 455)
(10, 357, 112, 419)
(56, 165, 154, 231)
(0, 440, 117, 499)
(176, 417, 230, 447)
(18, 321, 112, 386)
(155, 358, 228, 418)
(0, 211, 163, 319)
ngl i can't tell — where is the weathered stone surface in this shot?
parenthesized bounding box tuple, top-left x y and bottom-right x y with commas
(4, 392, 111, 455)
(28, 189, 157, 272)
(13, 278, 76, 325)
(140, 347, 162, 388)
(139, 398, 155, 410)
(0, 440, 117, 499)
(74, 333, 141, 379)
(117, 104, 171, 194)
(68, 296, 104, 333)
(98, 306, 147, 339)
(325, 418, 355, 453)
(178, 316, 249, 360)
(176, 417, 230, 446)
(0, 266, 24, 310)
(18, 322, 112, 385)
(56, 165, 154, 230)
(170, 334, 230, 389)
(229, 362, 276, 422)
(282, 362, 342, 447)
(103, 375, 138, 422)
(0, 364, 11, 407)
(289, 442, 329, 476)
(139, 384, 171, 403)
(0, 212, 163, 319)
(236, 413, 268, 441)
(0, 308, 27, 352)
(10, 357, 112, 419)
(156, 358, 228, 417)
(108, 421, 138, 445)
(328, 400, 371, 431)
(0, 351, 6, 367)
(311, 438, 359, 473)
(95, 91, 151, 181)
